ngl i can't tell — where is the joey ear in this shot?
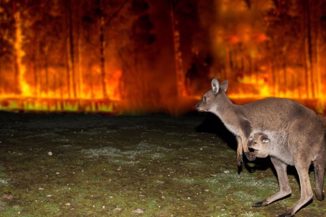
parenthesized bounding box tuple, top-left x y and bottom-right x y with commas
(211, 79, 219, 94)
(220, 80, 228, 92)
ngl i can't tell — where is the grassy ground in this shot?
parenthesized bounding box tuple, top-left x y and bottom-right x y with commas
(0, 112, 324, 217)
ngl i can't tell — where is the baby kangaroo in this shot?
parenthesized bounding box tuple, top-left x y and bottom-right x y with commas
(248, 131, 325, 216)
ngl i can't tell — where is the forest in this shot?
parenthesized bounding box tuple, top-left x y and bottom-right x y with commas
(0, 0, 325, 113)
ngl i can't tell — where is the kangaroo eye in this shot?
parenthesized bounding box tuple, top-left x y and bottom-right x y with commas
(203, 96, 207, 103)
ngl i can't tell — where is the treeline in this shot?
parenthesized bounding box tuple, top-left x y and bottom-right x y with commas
(0, 0, 325, 110)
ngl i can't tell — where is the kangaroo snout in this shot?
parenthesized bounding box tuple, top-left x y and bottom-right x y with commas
(248, 146, 255, 152)
(247, 139, 256, 151)
(195, 102, 205, 112)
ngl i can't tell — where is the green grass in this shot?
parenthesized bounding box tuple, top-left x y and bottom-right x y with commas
(0, 113, 324, 216)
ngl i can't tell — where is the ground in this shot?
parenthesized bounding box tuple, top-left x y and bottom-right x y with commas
(0, 112, 324, 217)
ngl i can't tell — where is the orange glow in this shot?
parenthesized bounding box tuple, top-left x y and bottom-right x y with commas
(255, 33, 268, 43)
(233, 75, 272, 98)
(14, 11, 31, 97)
(0, 1, 325, 114)
(106, 70, 122, 101)
(228, 35, 240, 44)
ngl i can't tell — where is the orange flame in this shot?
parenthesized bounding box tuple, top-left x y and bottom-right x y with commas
(14, 11, 31, 97)
(0, 1, 325, 115)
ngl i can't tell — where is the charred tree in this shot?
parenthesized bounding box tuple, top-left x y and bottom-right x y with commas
(300, 0, 322, 99)
(303, 0, 314, 98)
(170, 0, 186, 97)
(0, 1, 19, 94)
(65, 0, 77, 98)
(96, 0, 108, 98)
(95, 0, 129, 99)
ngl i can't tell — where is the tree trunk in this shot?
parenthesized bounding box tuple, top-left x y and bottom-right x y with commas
(65, 39, 71, 98)
(170, 0, 187, 97)
(76, 3, 81, 99)
(67, 0, 77, 98)
(311, 0, 321, 99)
(303, 0, 315, 98)
(44, 52, 49, 96)
(100, 14, 107, 99)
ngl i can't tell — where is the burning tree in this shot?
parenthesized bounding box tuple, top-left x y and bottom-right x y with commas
(0, 0, 325, 113)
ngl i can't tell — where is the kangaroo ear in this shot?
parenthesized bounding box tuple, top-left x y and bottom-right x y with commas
(220, 80, 228, 92)
(211, 79, 219, 94)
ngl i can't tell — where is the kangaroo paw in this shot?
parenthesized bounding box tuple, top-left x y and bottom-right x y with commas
(237, 159, 243, 167)
(237, 154, 243, 167)
(244, 152, 256, 161)
(252, 200, 267, 207)
(277, 211, 293, 217)
(315, 191, 325, 201)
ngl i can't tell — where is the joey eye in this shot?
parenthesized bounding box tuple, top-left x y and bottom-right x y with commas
(262, 138, 270, 144)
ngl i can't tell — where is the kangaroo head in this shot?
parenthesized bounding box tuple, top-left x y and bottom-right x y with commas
(248, 132, 271, 158)
(196, 79, 228, 112)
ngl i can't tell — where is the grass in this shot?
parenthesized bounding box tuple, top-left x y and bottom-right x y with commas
(0, 113, 324, 216)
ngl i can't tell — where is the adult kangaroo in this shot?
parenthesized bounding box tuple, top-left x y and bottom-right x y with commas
(196, 78, 325, 217)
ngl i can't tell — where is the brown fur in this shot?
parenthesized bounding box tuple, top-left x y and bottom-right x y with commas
(197, 79, 325, 216)
(196, 79, 254, 165)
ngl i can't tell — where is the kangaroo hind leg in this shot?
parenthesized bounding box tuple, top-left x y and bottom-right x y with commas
(253, 157, 291, 207)
(282, 159, 313, 216)
(313, 150, 325, 201)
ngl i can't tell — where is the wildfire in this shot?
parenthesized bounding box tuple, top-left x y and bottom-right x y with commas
(232, 75, 272, 98)
(0, 1, 325, 114)
(106, 69, 122, 101)
(14, 11, 31, 97)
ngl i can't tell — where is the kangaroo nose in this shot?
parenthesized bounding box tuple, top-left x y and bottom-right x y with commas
(248, 147, 255, 152)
